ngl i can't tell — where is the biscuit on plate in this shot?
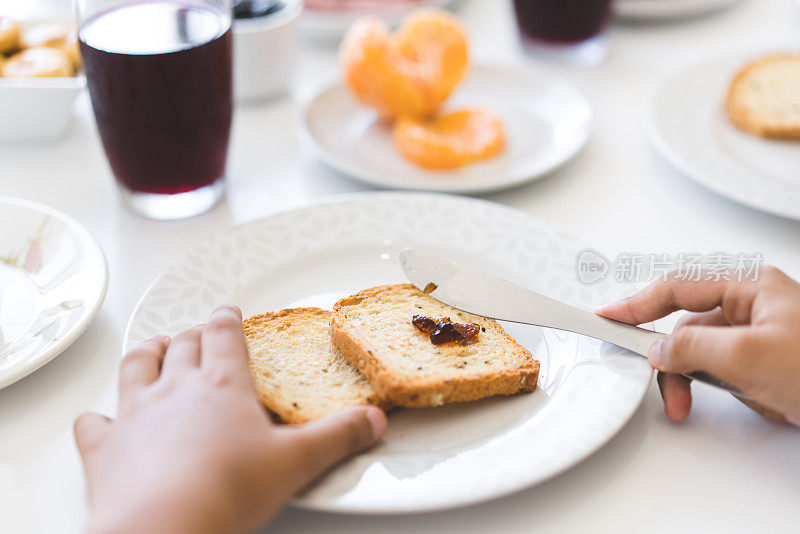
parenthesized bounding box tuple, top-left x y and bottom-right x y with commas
(244, 308, 385, 423)
(0, 17, 20, 54)
(726, 53, 800, 139)
(2, 47, 74, 77)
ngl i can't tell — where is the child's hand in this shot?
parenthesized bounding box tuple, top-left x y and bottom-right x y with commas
(597, 266, 800, 425)
(76, 305, 387, 534)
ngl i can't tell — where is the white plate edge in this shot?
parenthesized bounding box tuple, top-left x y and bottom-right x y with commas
(616, 0, 741, 21)
(0, 196, 109, 389)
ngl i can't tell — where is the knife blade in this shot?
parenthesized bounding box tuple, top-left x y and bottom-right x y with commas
(399, 248, 746, 398)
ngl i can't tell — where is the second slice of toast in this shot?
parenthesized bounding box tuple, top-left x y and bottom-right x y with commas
(331, 284, 539, 408)
(244, 308, 384, 423)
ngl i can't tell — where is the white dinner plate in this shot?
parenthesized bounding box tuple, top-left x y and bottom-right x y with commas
(648, 51, 800, 221)
(299, 64, 592, 194)
(300, 0, 456, 40)
(124, 193, 651, 514)
(0, 197, 107, 389)
(616, 0, 742, 21)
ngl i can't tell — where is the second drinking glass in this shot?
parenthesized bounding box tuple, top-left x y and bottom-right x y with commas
(513, 0, 614, 66)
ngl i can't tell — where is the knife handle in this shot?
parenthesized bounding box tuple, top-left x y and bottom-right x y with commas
(572, 313, 747, 398)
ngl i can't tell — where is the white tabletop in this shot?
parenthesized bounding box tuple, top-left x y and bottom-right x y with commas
(2, 0, 800, 532)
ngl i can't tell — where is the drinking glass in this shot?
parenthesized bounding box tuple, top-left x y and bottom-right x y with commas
(513, 0, 614, 66)
(76, 0, 233, 220)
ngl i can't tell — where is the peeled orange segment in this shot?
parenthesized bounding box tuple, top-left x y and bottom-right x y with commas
(393, 10, 469, 112)
(339, 18, 430, 121)
(340, 9, 468, 120)
(393, 108, 505, 170)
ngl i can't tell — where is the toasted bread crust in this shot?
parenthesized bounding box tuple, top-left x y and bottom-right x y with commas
(244, 307, 329, 327)
(244, 308, 386, 423)
(332, 284, 539, 408)
(726, 53, 800, 139)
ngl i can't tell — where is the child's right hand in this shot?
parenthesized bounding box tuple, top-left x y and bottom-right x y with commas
(597, 266, 800, 425)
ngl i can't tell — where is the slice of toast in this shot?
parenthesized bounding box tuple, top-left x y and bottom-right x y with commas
(331, 284, 539, 408)
(726, 54, 800, 139)
(243, 308, 384, 424)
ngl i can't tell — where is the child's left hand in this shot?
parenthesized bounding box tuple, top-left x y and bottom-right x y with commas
(76, 305, 387, 534)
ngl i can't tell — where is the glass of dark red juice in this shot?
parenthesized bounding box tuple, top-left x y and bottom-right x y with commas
(77, 0, 233, 219)
(513, 0, 614, 65)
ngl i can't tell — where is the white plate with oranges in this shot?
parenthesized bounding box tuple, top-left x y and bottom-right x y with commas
(298, 11, 591, 194)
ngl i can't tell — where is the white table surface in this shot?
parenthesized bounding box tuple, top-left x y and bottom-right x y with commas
(2, 0, 800, 532)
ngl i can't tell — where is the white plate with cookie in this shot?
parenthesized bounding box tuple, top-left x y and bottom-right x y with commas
(648, 51, 800, 221)
(299, 64, 592, 195)
(124, 192, 651, 513)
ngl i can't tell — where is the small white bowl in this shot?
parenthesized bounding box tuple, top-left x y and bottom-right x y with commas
(0, 18, 84, 143)
(233, 0, 302, 103)
(0, 76, 85, 143)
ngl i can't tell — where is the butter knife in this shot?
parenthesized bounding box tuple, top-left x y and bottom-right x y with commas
(400, 248, 745, 398)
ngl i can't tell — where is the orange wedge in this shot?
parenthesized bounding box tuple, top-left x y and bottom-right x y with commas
(393, 108, 505, 170)
(340, 9, 468, 120)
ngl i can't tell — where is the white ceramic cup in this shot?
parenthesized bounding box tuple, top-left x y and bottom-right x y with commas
(232, 0, 302, 103)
